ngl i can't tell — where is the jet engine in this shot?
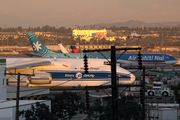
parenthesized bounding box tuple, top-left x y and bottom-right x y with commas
(7, 75, 29, 87)
(30, 73, 52, 84)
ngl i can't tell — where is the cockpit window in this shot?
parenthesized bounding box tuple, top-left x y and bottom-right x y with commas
(170, 56, 174, 59)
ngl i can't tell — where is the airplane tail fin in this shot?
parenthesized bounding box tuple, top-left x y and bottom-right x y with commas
(26, 33, 55, 56)
(58, 44, 69, 53)
(71, 46, 80, 53)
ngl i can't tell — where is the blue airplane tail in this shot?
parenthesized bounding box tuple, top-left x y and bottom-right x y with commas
(26, 33, 55, 56)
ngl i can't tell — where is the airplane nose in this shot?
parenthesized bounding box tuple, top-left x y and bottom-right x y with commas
(116, 67, 136, 84)
(175, 59, 178, 64)
(129, 73, 136, 84)
(118, 73, 136, 84)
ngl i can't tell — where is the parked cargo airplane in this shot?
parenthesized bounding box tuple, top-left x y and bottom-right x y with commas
(26, 33, 178, 68)
(6, 57, 135, 90)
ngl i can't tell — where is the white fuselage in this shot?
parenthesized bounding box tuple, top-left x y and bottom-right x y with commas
(6, 58, 135, 90)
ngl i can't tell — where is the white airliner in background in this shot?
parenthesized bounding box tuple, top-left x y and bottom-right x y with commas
(128, 32, 141, 38)
(26, 33, 178, 68)
(6, 58, 135, 90)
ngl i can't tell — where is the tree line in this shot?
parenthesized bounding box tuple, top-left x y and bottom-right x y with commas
(0, 25, 180, 46)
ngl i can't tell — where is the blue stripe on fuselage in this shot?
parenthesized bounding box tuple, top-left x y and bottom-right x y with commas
(43, 53, 177, 62)
(50, 72, 130, 79)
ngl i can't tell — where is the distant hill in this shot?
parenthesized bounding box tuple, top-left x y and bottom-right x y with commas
(84, 20, 180, 28)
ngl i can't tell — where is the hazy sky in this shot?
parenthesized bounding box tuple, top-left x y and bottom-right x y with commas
(0, 0, 180, 28)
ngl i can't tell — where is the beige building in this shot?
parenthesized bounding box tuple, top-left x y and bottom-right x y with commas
(72, 29, 107, 41)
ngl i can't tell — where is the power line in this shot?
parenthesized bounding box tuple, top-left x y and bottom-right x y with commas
(0, 100, 50, 110)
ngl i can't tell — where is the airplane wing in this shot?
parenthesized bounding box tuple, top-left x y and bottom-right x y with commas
(6, 58, 75, 73)
(6, 59, 52, 70)
(6, 58, 56, 88)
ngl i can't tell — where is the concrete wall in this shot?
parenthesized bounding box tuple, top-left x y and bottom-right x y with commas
(0, 59, 6, 100)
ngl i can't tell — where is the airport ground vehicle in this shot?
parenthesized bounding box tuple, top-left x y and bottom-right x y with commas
(147, 82, 174, 97)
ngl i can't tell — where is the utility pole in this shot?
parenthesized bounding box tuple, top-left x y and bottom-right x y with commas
(5, 70, 34, 120)
(111, 46, 118, 120)
(142, 66, 145, 120)
(83, 46, 141, 120)
(16, 73, 20, 120)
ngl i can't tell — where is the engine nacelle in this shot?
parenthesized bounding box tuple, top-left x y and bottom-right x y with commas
(30, 73, 52, 84)
(8, 76, 29, 87)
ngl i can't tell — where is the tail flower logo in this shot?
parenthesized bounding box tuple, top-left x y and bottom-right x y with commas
(33, 41, 42, 52)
